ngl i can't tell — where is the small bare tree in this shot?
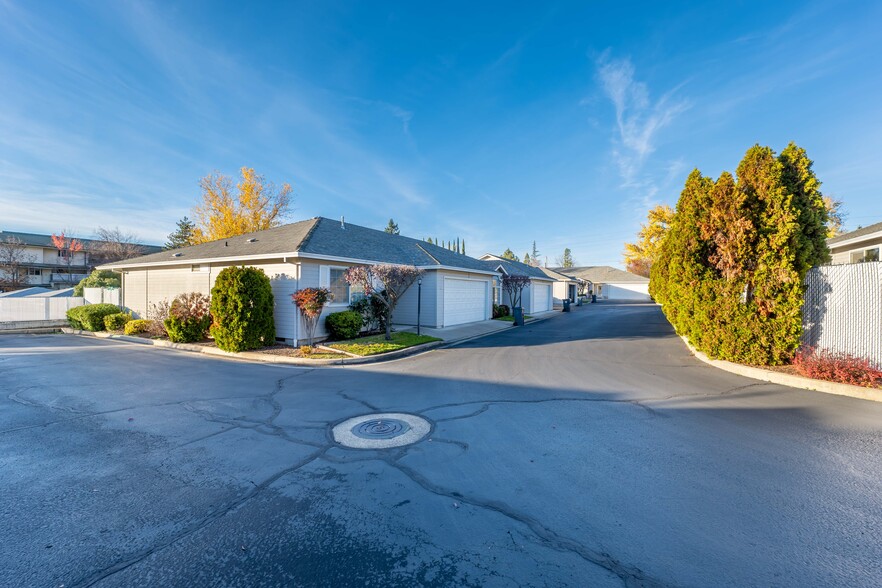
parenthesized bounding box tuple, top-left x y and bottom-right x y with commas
(501, 274, 531, 322)
(0, 237, 34, 291)
(345, 264, 423, 340)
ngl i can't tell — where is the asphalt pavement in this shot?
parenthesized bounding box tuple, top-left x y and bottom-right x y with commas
(1, 302, 881, 587)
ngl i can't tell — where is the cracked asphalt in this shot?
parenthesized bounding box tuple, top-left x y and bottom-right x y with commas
(2, 302, 881, 587)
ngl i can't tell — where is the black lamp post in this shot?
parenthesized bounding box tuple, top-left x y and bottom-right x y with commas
(416, 277, 422, 335)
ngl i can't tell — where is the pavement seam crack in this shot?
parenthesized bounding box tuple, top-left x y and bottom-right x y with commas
(384, 460, 669, 588)
(70, 447, 330, 588)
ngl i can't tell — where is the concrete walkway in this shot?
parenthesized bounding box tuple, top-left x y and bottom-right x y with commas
(395, 309, 561, 344)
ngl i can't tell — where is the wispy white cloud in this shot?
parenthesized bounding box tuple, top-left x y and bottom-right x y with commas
(595, 51, 690, 188)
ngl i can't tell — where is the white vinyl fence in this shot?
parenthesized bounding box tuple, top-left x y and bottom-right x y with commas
(802, 261, 882, 368)
(84, 287, 121, 306)
(0, 297, 85, 322)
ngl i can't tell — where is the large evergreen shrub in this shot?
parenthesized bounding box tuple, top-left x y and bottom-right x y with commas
(210, 267, 275, 352)
(652, 143, 829, 365)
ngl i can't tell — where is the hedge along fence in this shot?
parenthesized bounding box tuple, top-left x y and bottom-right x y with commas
(802, 262, 882, 369)
(651, 143, 831, 366)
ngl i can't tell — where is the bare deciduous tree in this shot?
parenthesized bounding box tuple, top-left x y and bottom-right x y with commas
(0, 237, 34, 291)
(90, 227, 146, 265)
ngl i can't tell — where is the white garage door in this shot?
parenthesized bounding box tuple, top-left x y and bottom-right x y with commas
(443, 278, 487, 326)
(532, 283, 551, 313)
(605, 283, 651, 301)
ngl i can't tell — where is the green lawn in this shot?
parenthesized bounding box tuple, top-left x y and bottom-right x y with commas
(493, 315, 531, 322)
(327, 331, 441, 356)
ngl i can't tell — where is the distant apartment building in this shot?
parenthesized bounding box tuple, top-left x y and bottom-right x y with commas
(827, 221, 882, 264)
(0, 230, 161, 291)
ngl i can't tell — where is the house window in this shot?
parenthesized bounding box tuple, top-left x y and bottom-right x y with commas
(329, 268, 350, 304)
(27, 268, 41, 276)
(57, 249, 69, 258)
(865, 248, 880, 262)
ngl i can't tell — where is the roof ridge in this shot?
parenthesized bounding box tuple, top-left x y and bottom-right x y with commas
(295, 217, 323, 251)
(415, 242, 441, 265)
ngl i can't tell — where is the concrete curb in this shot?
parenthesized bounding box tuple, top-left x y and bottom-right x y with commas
(60, 328, 445, 367)
(680, 335, 882, 403)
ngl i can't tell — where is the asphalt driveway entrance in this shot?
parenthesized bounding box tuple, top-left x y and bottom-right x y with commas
(2, 303, 881, 587)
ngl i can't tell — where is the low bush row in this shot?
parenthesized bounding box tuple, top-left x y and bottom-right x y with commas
(66, 303, 121, 331)
(792, 346, 882, 388)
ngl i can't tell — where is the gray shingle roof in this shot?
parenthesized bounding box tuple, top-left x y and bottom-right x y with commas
(538, 267, 582, 282)
(827, 220, 882, 245)
(0, 230, 160, 252)
(480, 255, 554, 281)
(553, 266, 649, 284)
(101, 217, 494, 273)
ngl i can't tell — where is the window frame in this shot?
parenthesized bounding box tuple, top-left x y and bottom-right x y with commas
(327, 266, 351, 306)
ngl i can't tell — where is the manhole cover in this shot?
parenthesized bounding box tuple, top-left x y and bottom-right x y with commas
(333, 413, 431, 449)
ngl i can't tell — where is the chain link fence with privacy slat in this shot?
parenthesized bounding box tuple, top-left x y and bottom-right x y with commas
(802, 262, 882, 368)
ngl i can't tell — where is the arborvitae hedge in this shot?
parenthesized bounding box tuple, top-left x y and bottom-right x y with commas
(210, 266, 275, 352)
(651, 143, 829, 365)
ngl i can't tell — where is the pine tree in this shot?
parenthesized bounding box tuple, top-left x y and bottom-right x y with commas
(384, 219, 400, 235)
(560, 248, 574, 268)
(530, 241, 540, 266)
(165, 216, 196, 250)
(426, 237, 433, 245)
(462, 239, 466, 255)
(523, 252, 531, 266)
(501, 248, 518, 262)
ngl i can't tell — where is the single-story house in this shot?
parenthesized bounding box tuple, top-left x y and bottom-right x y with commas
(554, 266, 651, 301)
(99, 217, 499, 346)
(827, 221, 882, 264)
(479, 254, 556, 314)
(537, 267, 584, 305)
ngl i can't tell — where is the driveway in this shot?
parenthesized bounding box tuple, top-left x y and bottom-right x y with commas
(2, 302, 881, 587)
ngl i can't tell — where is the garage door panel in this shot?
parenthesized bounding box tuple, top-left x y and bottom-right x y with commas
(532, 284, 550, 313)
(443, 278, 486, 326)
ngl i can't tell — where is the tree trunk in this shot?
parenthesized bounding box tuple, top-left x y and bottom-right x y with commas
(385, 316, 392, 341)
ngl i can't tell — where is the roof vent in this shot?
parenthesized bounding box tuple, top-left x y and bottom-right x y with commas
(172, 252, 183, 257)
(340, 216, 345, 230)
(246, 238, 257, 243)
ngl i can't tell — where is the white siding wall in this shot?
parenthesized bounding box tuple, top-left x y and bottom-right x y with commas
(123, 262, 301, 342)
(394, 271, 439, 327)
(551, 281, 571, 305)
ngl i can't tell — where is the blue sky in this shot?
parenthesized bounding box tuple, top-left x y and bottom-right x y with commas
(1, 1, 880, 266)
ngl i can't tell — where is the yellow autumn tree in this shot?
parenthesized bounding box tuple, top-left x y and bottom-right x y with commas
(191, 167, 292, 244)
(622, 204, 675, 277)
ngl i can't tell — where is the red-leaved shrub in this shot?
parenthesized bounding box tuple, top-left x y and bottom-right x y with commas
(792, 346, 882, 388)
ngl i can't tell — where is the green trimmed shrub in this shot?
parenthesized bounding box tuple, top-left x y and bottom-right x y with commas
(66, 303, 121, 331)
(74, 269, 120, 296)
(164, 292, 211, 343)
(124, 319, 153, 335)
(103, 312, 132, 331)
(210, 267, 275, 352)
(326, 310, 363, 340)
